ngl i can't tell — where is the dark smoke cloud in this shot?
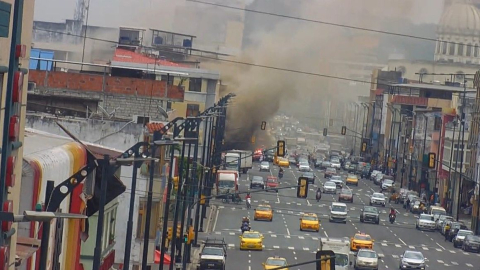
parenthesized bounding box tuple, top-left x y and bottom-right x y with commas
(198, 0, 442, 150)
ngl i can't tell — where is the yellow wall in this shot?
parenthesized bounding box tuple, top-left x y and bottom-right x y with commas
(427, 98, 451, 109)
(171, 102, 206, 118)
(0, 1, 35, 268)
(172, 77, 209, 93)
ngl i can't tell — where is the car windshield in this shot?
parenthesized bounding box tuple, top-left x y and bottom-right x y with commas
(358, 250, 377, 258)
(420, 215, 434, 221)
(384, 180, 394, 185)
(458, 230, 473, 236)
(439, 215, 452, 221)
(335, 253, 349, 266)
(261, 162, 269, 166)
(348, 175, 357, 179)
(364, 206, 378, 213)
(302, 215, 317, 221)
(243, 233, 261, 239)
(431, 209, 446, 216)
(331, 176, 342, 180)
(341, 189, 352, 195)
(265, 259, 286, 266)
(257, 206, 271, 211)
(404, 252, 424, 260)
(355, 234, 372, 241)
(300, 162, 309, 166)
(467, 235, 480, 242)
(332, 205, 346, 212)
(325, 182, 336, 187)
(372, 193, 385, 199)
(303, 172, 314, 177)
(326, 168, 335, 172)
(202, 247, 224, 256)
(218, 180, 235, 188)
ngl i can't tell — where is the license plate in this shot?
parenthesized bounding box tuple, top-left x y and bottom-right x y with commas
(208, 264, 215, 266)
(248, 245, 255, 248)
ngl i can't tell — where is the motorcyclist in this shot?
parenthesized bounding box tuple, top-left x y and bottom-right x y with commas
(389, 207, 396, 218)
(278, 168, 284, 178)
(316, 188, 322, 201)
(245, 192, 251, 200)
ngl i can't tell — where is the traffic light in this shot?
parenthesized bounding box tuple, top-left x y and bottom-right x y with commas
(176, 225, 181, 238)
(276, 140, 286, 157)
(187, 225, 195, 244)
(428, 152, 436, 169)
(261, 121, 266, 130)
(200, 194, 206, 205)
(316, 250, 335, 270)
(183, 234, 188, 243)
(167, 227, 173, 240)
(173, 176, 179, 191)
(297, 177, 309, 198)
(323, 128, 327, 136)
(251, 135, 256, 144)
(361, 142, 367, 153)
(341, 126, 346, 135)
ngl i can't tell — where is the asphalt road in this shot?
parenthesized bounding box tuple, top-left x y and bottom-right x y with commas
(199, 162, 480, 270)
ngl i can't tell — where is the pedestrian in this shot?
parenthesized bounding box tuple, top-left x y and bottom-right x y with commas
(444, 223, 451, 241)
(406, 198, 411, 211)
(430, 194, 434, 205)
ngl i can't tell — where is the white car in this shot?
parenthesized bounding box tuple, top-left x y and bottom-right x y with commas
(330, 175, 344, 188)
(329, 202, 348, 223)
(416, 214, 436, 231)
(381, 179, 394, 190)
(369, 193, 386, 207)
(453, 229, 474, 248)
(323, 181, 337, 194)
(354, 249, 379, 270)
(298, 162, 311, 172)
(259, 161, 270, 172)
(330, 160, 341, 169)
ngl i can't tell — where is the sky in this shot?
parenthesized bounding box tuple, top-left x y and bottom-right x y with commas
(34, 0, 445, 28)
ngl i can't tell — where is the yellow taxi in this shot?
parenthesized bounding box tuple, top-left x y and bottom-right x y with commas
(239, 231, 264, 250)
(263, 256, 289, 270)
(346, 174, 359, 186)
(350, 232, 374, 251)
(277, 158, 289, 167)
(299, 213, 320, 232)
(254, 204, 274, 221)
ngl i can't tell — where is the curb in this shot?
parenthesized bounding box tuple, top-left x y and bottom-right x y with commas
(188, 205, 218, 270)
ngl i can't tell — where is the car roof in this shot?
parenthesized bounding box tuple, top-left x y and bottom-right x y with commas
(303, 213, 318, 217)
(458, 229, 473, 233)
(404, 250, 423, 255)
(266, 256, 286, 261)
(325, 181, 336, 185)
(357, 249, 377, 254)
(332, 202, 347, 206)
(341, 189, 352, 193)
(355, 232, 371, 237)
(372, 192, 384, 196)
(258, 204, 271, 208)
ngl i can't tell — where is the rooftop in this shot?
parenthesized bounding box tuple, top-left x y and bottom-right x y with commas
(389, 83, 476, 93)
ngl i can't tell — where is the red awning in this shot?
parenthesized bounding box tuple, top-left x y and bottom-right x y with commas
(154, 251, 171, 264)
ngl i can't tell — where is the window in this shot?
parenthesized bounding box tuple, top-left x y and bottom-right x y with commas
(456, 71, 465, 81)
(137, 199, 161, 239)
(449, 44, 455, 55)
(466, 44, 472, 57)
(161, 75, 174, 86)
(186, 104, 200, 117)
(188, 78, 202, 92)
(442, 42, 448, 54)
(458, 43, 464, 56)
(475, 45, 479, 57)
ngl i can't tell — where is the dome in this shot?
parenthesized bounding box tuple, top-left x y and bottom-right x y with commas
(439, 1, 480, 32)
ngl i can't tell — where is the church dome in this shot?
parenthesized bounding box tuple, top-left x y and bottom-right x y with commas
(439, 1, 480, 32)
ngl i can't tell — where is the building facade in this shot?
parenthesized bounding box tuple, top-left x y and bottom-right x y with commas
(0, 0, 36, 267)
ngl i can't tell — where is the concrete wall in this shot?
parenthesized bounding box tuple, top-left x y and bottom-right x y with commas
(24, 114, 149, 267)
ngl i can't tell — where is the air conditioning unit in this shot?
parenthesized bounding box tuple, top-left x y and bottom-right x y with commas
(133, 115, 150, 125)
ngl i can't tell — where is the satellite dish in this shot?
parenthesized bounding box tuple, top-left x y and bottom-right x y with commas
(158, 106, 169, 119)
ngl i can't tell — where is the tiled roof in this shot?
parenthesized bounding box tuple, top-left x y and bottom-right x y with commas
(146, 122, 166, 133)
(113, 48, 188, 67)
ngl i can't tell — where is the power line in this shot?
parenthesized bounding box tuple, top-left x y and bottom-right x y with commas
(186, 0, 441, 44)
(32, 28, 399, 87)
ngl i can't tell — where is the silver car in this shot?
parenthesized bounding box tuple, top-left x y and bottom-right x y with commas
(453, 229, 474, 248)
(323, 181, 337, 194)
(416, 214, 436, 231)
(259, 161, 270, 172)
(354, 249, 379, 270)
(399, 250, 426, 270)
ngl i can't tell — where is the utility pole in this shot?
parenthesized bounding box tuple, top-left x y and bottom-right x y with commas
(408, 113, 417, 190)
(395, 112, 402, 182)
(457, 81, 468, 221)
(353, 103, 359, 155)
(435, 116, 443, 204)
(448, 118, 457, 215)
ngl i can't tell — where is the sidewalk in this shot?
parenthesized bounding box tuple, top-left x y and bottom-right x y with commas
(187, 204, 218, 270)
(458, 212, 472, 230)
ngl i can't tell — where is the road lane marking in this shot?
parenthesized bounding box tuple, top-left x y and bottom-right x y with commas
(273, 246, 279, 249)
(466, 263, 473, 267)
(408, 245, 415, 249)
(395, 244, 401, 247)
(228, 244, 235, 247)
(381, 243, 387, 246)
(229, 232, 235, 235)
(324, 231, 329, 237)
(303, 247, 310, 251)
(288, 247, 294, 250)
(449, 250, 456, 253)
(298, 236, 304, 239)
(307, 200, 311, 206)
(398, 238, 406, 245)
(451, 262, 458, 265)
(437, 260, 444, 264)
(286, 228, 291, 235)
(213, 208, 220, 232)
(422, 247, 428, 250)
(436, 243, 446, 250)
(271, 234, 277, 237)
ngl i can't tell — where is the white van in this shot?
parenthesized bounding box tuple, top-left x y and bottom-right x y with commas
(329, 202, 348, 224)
(429, 206, 447, 219)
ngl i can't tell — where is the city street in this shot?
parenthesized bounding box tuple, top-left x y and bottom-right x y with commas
(199, 162, 480, 270)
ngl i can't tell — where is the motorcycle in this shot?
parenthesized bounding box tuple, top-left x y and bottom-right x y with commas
(389, 214, 396, 224)
(316, 191, 322, 202)
(278, 171, 284, 179)
(241, 221, 251, 233)
(246, 198, 251, 209)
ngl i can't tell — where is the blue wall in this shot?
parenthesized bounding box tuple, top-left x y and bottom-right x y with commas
(29, 49, 54, 71)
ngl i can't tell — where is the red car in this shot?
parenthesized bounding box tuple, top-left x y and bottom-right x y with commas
(253, 149, 263, 161)
(265, 176, 279, 193)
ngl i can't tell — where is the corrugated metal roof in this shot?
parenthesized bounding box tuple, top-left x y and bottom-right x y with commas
(391, 83, 476, 93)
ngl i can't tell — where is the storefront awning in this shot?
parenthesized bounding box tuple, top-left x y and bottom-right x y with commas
(154, 250, 171, 264)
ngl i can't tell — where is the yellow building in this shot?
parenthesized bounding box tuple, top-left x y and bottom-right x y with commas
(0, 0, 36, 268)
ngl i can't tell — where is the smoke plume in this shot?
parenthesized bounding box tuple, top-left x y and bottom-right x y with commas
(201, 0, 425, 150)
